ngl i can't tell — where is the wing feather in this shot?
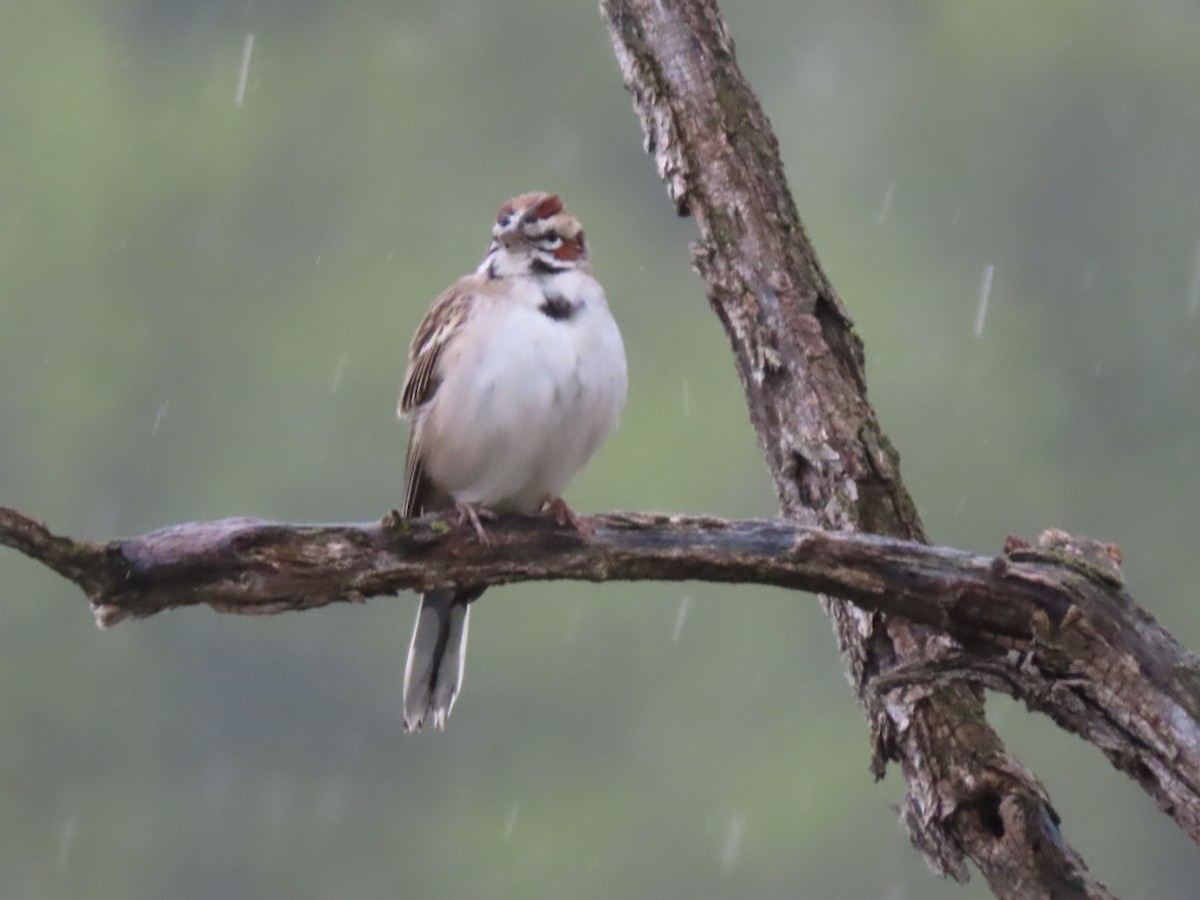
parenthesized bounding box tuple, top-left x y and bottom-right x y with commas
(400, 438, 428, 519)
(398, 281, 480, 518)
(399, 285, 475, 415)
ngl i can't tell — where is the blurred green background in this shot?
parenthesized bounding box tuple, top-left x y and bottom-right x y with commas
(2, 1, 1199, 897)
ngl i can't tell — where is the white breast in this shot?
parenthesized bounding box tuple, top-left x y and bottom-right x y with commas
(418, 273, 627, 513)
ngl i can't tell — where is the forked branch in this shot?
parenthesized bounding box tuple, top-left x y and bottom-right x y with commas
(596, 0, 1186, 896)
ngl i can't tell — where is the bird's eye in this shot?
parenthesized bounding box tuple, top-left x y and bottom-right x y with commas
(540, 232, 563, 248)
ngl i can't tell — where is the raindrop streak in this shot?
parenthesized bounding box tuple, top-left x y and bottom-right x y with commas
(503, 803, 520, 841)
(672, 595, 691, 642)
(720, 815, 745, 873)
(1187, 237, 1200, 319)
(331, 352, 349, 393)
(681, 379, 691, 416)
(877, 181, 895, 225)
(235, 34, 255, 107)
(974, 264, 995, 338)
(57, 815, 78, 870)
(152, 400, 170, 435)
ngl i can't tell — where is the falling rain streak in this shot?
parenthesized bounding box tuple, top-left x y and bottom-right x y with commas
(235, 34, 255, 107)
(974, 264, 995, 338)
(672, 595, 691, 642)
(720, 815, 745, 872)
(152, 400, 170, 435)
(503, 803, 520, 841)
(331, 352, 349, 393)
(877, 181, 895, 225)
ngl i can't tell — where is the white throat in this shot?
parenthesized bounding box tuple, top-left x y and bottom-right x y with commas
(477, 248, 533, 279)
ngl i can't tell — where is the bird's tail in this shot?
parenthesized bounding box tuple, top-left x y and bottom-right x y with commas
(403, 590, 472, 731)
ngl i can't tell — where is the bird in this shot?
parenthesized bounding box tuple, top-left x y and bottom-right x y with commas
(398, 192, 627, 731)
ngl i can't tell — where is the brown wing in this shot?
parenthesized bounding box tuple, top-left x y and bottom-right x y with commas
(399, 282, 477, 518)
(400, 440, 432, 519)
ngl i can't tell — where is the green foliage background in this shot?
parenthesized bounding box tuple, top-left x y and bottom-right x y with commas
(2, 1, 1199, 897)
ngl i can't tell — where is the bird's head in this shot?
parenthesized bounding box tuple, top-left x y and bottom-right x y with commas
(479, 192, 590, 279)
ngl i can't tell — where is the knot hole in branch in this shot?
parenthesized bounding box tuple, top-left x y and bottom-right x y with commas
(962, 789, 1006, 839)
(789, 449, 825, 509)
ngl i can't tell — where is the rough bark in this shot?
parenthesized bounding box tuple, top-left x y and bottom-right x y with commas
(4, 502, 1199, 873)
(598, 0, 1122, 895)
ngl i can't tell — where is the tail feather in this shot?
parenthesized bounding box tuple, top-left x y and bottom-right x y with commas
(403, 590, 472, 731)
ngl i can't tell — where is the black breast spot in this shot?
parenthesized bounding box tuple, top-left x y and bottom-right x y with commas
(539, 293, 578, 321)
(530, 258, 567, 276)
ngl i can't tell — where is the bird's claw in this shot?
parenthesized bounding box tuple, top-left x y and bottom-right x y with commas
(456, 501, 494, 543)
(546, 497, 594, 537)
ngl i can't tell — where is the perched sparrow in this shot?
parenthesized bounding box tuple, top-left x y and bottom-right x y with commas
(398, 192, 627, 731)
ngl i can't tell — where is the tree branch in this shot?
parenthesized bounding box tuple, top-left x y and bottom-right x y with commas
(3, 502, 1198, 874)
(598, 1, 1134, 896)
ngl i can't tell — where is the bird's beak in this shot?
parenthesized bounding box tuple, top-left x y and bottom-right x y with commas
(495, 227, 522, 250)
(493, 215, 527, 249)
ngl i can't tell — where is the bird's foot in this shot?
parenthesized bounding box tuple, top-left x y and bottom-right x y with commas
(545, 497, 595, 538)
(455, 501, 495, 543)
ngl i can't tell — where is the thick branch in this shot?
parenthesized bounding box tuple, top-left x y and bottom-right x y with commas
(599, 1, 1121, 896)
(3, 503, 1199, 865)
